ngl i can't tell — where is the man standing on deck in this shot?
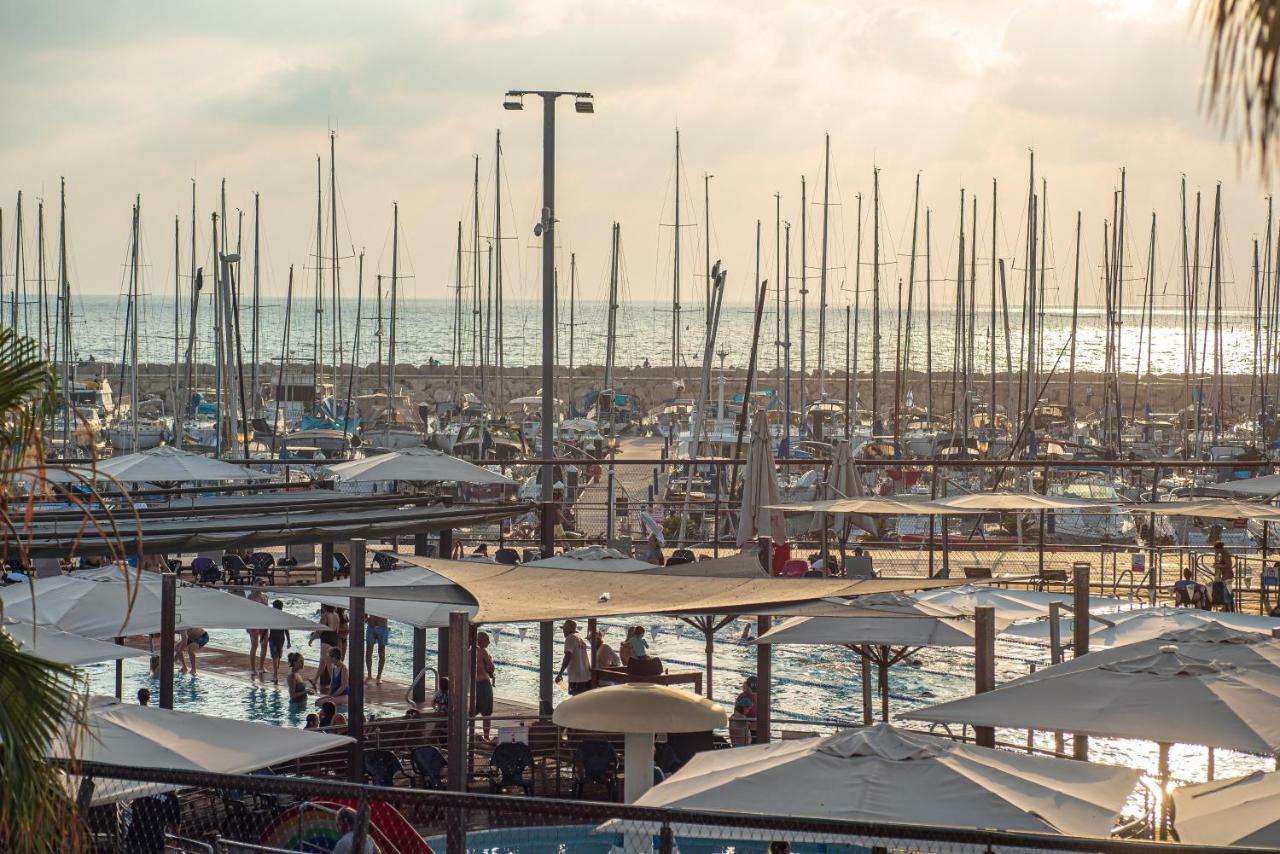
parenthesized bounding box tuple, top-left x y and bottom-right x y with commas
(554, 619, 593, 696)
(365, 613, 389, 684)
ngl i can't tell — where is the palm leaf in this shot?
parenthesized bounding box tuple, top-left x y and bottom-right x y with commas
(1200, 0, 1280, 174)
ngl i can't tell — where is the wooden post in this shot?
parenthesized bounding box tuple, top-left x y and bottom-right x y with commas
(438, 528, 453, 678)
(347, 538, 366, 783)
(114, 638, 124, 699)
(860, 654, 874, 725)
(159, 573, 176, 709)
(756, 535, 772, 744)
(1072, 563, 1090, 761)
(973, 605, 995, 748)
(321, 541, 335, 583)
(447, 611, 471, 791)
(412, 533, 431, 705)
(1048, 601, 1064, 755)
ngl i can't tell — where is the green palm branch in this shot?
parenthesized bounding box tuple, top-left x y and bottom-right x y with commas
(0, 328, 89, 852)
(1201, 0, 1280, 174)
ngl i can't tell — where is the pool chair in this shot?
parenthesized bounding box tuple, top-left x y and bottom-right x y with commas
(780, 558, 809, 578)
(488, 741, 535, 796)
(521, 548, 541, 563)
(371, 551, 400, 571)
(363, 748, 410, 788)
(191, 556, 220, 584)
(495, 547, 521, 566)
(410, 745, 447, 790)
(668, 548, 696, 565)
(249, 552, 276, 581)
(572, 740, 618, 800)
(332, 551, 352, 579)
(222, 554, 251, 585)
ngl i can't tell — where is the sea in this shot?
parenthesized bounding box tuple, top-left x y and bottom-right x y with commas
(36, 295, 1269, 378)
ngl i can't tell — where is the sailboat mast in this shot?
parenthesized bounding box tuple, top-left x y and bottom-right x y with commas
(251, 192, 260, 416)
(898, 175, 920, 443)
(672, 129, 681, 368)
(58, 177, 70, 452)
(990, 179, 998, 431)
(330, 133, 341, 391)
(314, 156, 323, 393)
(130, 196, 140, 449)
(454, 221, 463, 396)
(494, 130, 505, 404)
(784, 221, 792, 451)
(173, 214, 182, 445)
(799, 176, 808, 409)
(871, 166, 881, 432)
(925, 208, 933, 423)
(38, 201, 47, 358)
(472, 154, 482, 392)
(604, 223, 620, 392)
(818, 133, 831, 396)
(852, 193, 862, 417)
(775, 191, 782, 375)
(1067, 212, 1082, 418)
(704, 174, 712, 337)
(389, 202, 399, 408)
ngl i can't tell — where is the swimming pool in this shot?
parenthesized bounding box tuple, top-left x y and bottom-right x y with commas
(83, 595, 1273, 792)
(420, 824, 870, 853)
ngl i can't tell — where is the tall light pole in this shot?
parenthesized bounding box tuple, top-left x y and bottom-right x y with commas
(503, 88, 593, 715)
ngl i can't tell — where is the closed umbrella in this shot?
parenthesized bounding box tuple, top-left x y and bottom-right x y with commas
(95, 446, 271, 483)
(1, 576, 319, 639)
(1172, 769, 1280, 847)
(324, 447, 514, 485)
(631, 723, 1139, 839)
(736, 410, 784, 548)
(62, 696, 352, 804)
(824, 439, 877, 542)
(4, 621, 151, 666)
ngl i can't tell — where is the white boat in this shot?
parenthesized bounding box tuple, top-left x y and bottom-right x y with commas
(1046, 477, 1137, 544)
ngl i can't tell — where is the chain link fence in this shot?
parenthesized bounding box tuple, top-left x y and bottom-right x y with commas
(70, 760, 1266, 854)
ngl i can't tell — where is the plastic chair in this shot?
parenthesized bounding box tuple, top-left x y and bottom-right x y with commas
(191, 556, 220, 584)
(249, 552, 275, 580)
(573, 740, 619, 800)
(781, 559, 809, 578)
(332, 551, 352, 579)
(495, 547, 520, 566)
(669, 548, 696, 565)
(371, 551, 399, 571)
(410, 745, 447, 790)
(489, 741, 535, 795)
(222, 554, 251, 584)
(363, 748, 409, 787)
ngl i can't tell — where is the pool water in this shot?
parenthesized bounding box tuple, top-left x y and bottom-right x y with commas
(421, 825, 871, 853)
(85, 596, 1275, 793)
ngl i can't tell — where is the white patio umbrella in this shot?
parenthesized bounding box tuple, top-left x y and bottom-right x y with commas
(287, 565, 475, 629)
(553, 683, 725, 804)
(908, 647, 1280, 754)
(0, 576, 319, 639)
(324, 447, 514, 484)
(907, 645, 1280, 837)
(1172, 768, 1280, 847)
(4, 621, 151, 666)
(758, 600, 977, 721)
(914, 584, 1075, 622)
(632, 723, 1139, 839)
(736, 410, 785, 547)
(61, 696, 352, 805)
(94, 445, 271, 483)
(1002, 605, 1280, 647)
(1127, 499, 1280, 520)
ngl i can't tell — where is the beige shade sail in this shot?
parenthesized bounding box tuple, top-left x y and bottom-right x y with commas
(552, 683, 727, 733)
(0, 575, 320, 639)
(1172, 769, 1280, 847)
(736, 410, 785, 546)
(767, 496, 976, 515)
(61, 696, 352, 805)
(367, 555, 975, 624)
(907, 648, 1280, 753)
(1003, 606, 1280, 647)
(323, 447, 514, 484)
(932, 492, 1114, 511)
(286, 566, 475, 629)
(631, 723, 1139, 838)
(4, 621, 152, 666)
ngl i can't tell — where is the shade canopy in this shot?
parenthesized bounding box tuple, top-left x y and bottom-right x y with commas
(552, 683, 726, 733)
(4, 621, 151, 666)
(287, 566, 475, 629)
(1216, 473, 1280, 499)
(999, 624, 1280, 688)
(95, 446, 272, 483)
(324, 447, 514, 485)
(274, 554, 973, 624)
(0, 576, 320, 639)
(758, 600, 977, 647)
(767, 496, 975, 515)
(736, 411, 785, 546)
(918, 585, 1131, 624)
(932, 492, 1114, 511)
(908, 647, 1280, 753)
(1003, 606, 1280, 647)
(1172, 769, 1280, 847)
(632, 723, 1138, 838)
(1127, 499, 1280, 520)
(525, 546, 655, 572)
(62, 696, 352, 804)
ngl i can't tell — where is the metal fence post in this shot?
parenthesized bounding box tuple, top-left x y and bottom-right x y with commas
(973, 606, 995, 748)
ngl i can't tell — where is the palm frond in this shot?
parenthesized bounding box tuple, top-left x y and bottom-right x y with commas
(0, 615, 88, 853)
(0, 327, 55, 472)
(1200, 0, 1280, 174)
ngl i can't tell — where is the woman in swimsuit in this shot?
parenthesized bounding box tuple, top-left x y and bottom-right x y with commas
(286, 653, 310, 705)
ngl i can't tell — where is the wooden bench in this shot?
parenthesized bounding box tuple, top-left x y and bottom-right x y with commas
(592, 667, 702, 694)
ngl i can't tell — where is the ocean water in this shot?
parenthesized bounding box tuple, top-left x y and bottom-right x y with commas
(84, 595, 1273, 793)
(37, 295, 1268, 377)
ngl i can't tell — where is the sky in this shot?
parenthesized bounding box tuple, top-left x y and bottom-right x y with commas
(0, 0, 1271, 312)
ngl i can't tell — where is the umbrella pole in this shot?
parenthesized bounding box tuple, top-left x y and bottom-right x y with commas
(704, 622, 714, 700)
(1206, 746, 1214, 780)
(114, 638, 124, 700)
(879, 648, 890, 722)
(756, 536, 773, 743)
(860, 653, 873, 725)
(1157, 741, 1171, 840)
